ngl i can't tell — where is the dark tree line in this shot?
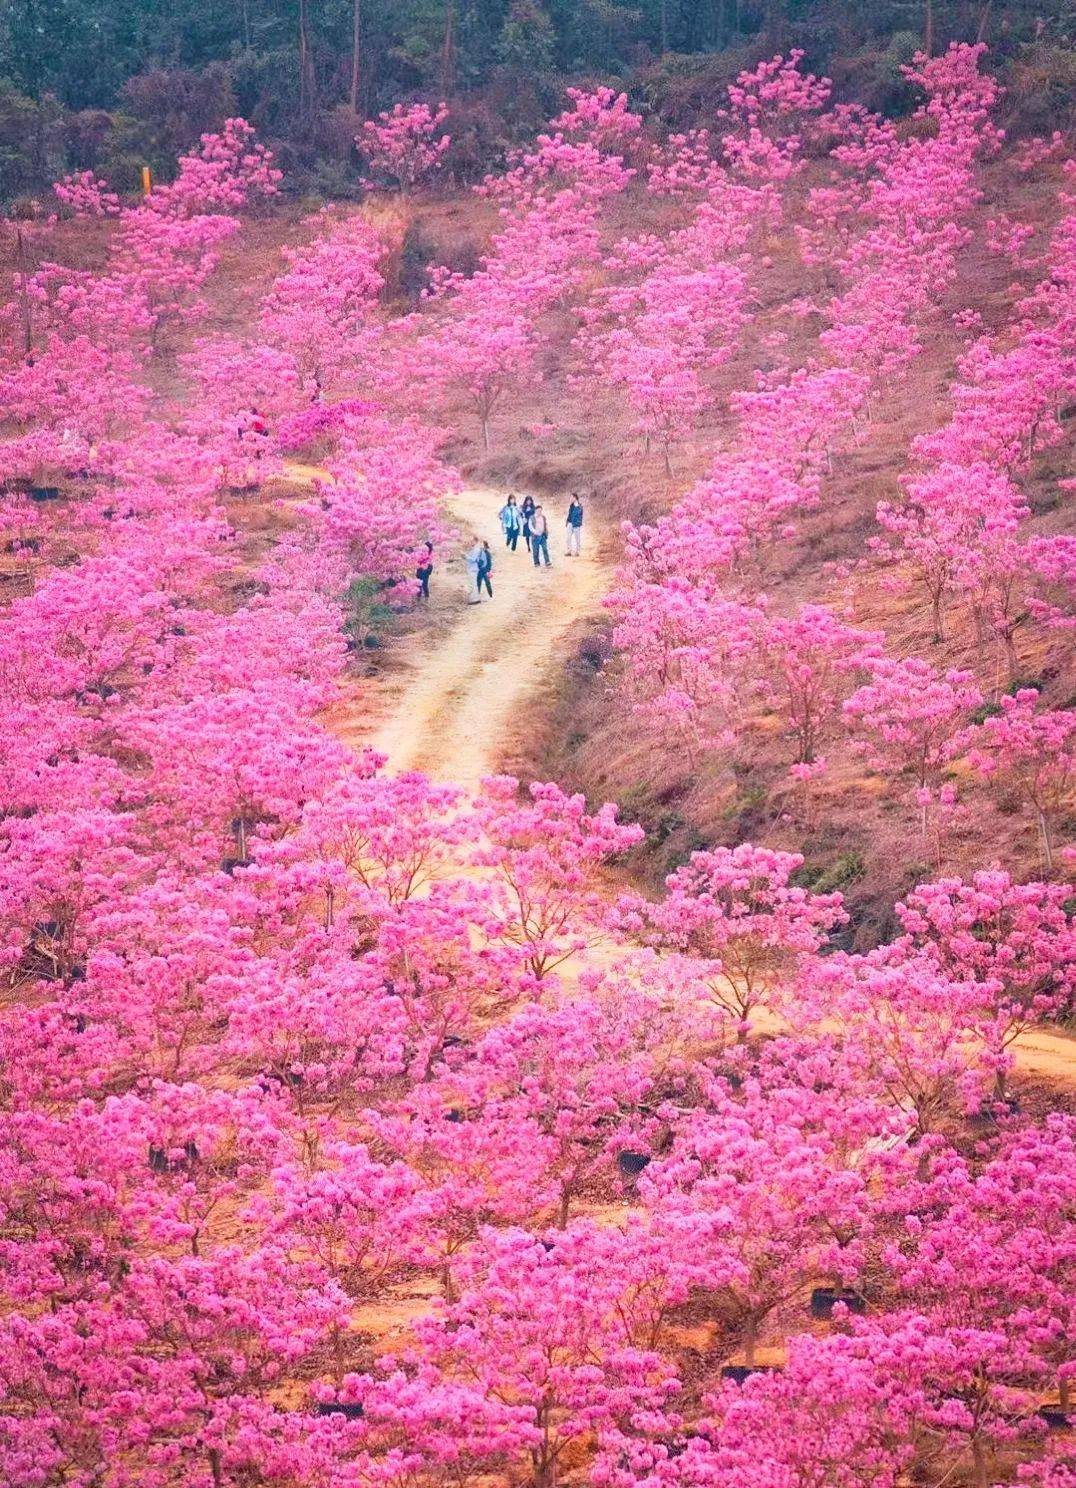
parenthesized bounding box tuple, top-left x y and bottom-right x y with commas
(0, 0, 1072, 198)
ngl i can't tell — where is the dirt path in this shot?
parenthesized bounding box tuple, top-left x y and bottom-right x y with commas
(331, 483, 613, 790)
(292, 462, 1076, 1094)
(1011, 1026, 1076, 1085)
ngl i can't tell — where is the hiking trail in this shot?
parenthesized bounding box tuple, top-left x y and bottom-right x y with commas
(288, 462, 1076, 1094)
(321, 478, 613, 790)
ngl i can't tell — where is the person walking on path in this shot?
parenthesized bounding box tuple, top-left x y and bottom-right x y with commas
(565, 493, 584, 557)
(465, 539, 483, 604)
(521, 495, 536, 553)
(477, 540, 494, 599)
(416, 541, 434, 602)
(531, 505, 551, 568)
(500, 495, 522, 551)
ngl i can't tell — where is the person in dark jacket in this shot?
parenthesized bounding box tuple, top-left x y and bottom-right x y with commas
(520, 495, 536, 553)
(476, 539, 494, 598)
(565, 493, 584, 556)
(416, 541, 434, 601)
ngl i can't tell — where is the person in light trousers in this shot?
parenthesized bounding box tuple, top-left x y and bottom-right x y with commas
(565, 493, 584, 556)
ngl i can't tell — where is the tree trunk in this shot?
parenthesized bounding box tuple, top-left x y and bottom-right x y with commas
(1060, 1374, 1071, 1412)
(976, 0, 993, 43)
(350, 0, 362, 114)
(1002, 628, 1019, 684)
(660, 0, 669, 52)
(744, 1317, 757, 1368)
(298, 0, 316, 121)
(924, 0, 935, 56)
(557, 1185, 571, 1228)
(15, 227, 33, 360)
(440, 2, 456, 97)
(971, 1437, 989, 1488)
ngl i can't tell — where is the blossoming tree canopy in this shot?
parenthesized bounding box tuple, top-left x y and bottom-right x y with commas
(0, 50, 1074, 1488)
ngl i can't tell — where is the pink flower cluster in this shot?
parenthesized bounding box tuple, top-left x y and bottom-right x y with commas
(358, 101, 451, 192)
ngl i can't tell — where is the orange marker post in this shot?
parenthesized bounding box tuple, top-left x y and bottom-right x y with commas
(141, 165, 153, 196)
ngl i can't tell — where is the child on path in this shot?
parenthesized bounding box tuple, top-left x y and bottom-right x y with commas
(477, 540, 493, 598)
(500, 495, 522, 551)
(531, 505, 551, 568)
(565, 493, 584, 557)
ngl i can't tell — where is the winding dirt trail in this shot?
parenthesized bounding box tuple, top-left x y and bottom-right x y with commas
(329, 483, 613, 790)
(296, 463, 1076, 1095)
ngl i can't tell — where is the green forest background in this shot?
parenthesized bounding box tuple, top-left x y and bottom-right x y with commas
(1, 0, 1074, 200)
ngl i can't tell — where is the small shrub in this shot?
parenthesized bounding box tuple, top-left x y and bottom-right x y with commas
(342, 576, 394, 650)
(969, 700, 1004, 726)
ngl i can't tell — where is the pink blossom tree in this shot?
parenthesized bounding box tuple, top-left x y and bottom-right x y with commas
(596, 1331, 912, 1488)
(259, 209, 389, 393)
(374, 1226, 680, 1488)
(52, 170, 122, 217)
(805, 950, 999, 1136)
(894, 870, 1076, 1062)
(471, 777, 643, 980)
(616, 843, 846, 1033)
(959, 690, 1076, 870)
(843, 657, 982, 836)
(358, 102, 450, 193)
(639, 1086, 872, 1366)
(757, 605, 882, 766)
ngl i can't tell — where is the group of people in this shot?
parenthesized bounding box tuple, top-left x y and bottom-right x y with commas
(416, 491, 587, 607)
(497, 492, 585, 566)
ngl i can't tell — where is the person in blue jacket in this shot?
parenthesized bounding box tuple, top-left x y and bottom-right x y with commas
(476, 540, 494, 599)
(500, 494, 522, 551)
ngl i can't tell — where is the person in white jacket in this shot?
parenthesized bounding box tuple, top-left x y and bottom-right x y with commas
(465, 540, 483, 604)
(530, 506, 551, 568)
